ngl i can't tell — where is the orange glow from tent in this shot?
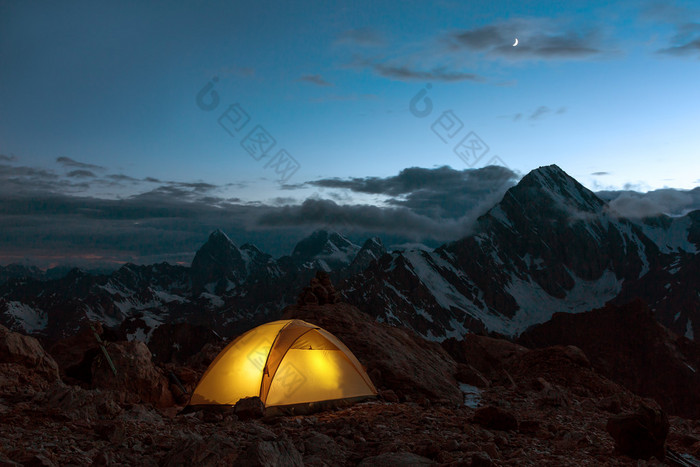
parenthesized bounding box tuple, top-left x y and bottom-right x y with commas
(189, 319, 377, 408)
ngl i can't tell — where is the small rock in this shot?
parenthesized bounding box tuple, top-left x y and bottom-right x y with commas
(473, 406, 518, 432)
(235, 396, 265, 420)
(380, 389, 399, 403)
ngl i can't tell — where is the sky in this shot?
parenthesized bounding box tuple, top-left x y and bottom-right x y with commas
(1, 0, 699, 267)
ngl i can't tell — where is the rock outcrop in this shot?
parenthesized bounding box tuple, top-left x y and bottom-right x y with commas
(296, 270, 342, 306)
(0, 324, 59, 392)
(519, 299, 700, 418)
(283, 299, 461, 405)
(91, 340, 173, 407)
(606, 403, 669, 461)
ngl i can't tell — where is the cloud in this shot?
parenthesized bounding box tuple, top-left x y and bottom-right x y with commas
(591, 172, 610, 176)
(298, 165, 518, 219)
(447, 19, 606, 60)
(0, 154, 17, 162)
(336, 28, 385, 47)
(504, 105, 566, 122)
(108, 174, 141, 182)
(298, 74, 333, 86)
(598, 187, 700, 218)
(643, 4, 700, 58)
(658, 37, 700, 56)
(530, 106, 551, 120)
(0, 161, 522, 267)
(67, 170, 97, 178)
(350, 53, 484, 82)
(56, 157, 105, 171)
(309, 93, 378, 103)
(365, 62, 484, 82)
(255, 198, 473, 241)
(342, 18, 607, 86)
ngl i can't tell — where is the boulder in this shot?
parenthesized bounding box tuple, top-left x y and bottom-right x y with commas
(161, 434, 240, 467)
(48, 322, 103, 384)
(37, 383, 123, 421)
(442, 334, 527, 378)
(296, 271, 341, 306)
(606, 403, 669, 461)
(519, 300, 700, 418)
(185, 341, 227, 371)
(0, 324, 60, 392)
(509, 346, 625, 400)
(235, 396, 265, 420)
(91, 340, 173, 407)
(147, 322, 221, 364)
(282, 302, 462, 405)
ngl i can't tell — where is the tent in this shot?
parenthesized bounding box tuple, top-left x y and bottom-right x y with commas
(188, 319, 377, 409)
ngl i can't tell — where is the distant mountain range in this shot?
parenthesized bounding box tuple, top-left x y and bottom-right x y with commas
(1, 165, 697, 345)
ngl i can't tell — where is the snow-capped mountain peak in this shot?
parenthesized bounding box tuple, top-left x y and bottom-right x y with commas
(291, 230, 361, 271)
(509, 164, 605, 214)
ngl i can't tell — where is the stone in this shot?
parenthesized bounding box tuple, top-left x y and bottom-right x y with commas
(282, 302, 462, 405)
(0, 324, 60, 388)
(91, 340, 173, 407)
(235, 396, 265, 420)
(379, 389, 399, 403)
(606, 403, 669, 461)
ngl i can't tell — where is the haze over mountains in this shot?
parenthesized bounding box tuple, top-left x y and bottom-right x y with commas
(1, 165, 698, 346)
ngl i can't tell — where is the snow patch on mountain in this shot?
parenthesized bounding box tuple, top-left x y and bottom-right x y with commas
(4, 301, 47, 333)
(126, 314, 163, 343)
(506, 269, 623, 336)
(639, 216, 697, 254)
(154, 290, 186, 303)
(402, 250, 471, 311)
(201, 292, 224, 307)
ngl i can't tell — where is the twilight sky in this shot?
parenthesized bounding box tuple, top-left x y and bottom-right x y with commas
(1, 0, 699, 266)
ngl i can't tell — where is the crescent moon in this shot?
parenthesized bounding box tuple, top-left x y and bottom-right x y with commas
(513, 38, 519, 47)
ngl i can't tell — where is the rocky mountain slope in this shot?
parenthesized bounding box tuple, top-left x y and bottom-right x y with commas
(519, 299, 700, 419)
(344, 165, 698, 340)
(2, 282, 700, 465)
(0, 230, 364, 342)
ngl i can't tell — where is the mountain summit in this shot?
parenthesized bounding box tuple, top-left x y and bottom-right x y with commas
(345, 164, 662, 340)
(507, 164, 605, 214)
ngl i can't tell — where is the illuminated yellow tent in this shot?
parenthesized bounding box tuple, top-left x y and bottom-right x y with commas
(188, 319, 377, 408)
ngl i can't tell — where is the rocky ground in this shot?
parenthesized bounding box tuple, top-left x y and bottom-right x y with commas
(1, 274, 700, 466)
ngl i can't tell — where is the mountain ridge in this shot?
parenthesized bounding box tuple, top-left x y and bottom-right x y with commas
(1, 165, 697, 345)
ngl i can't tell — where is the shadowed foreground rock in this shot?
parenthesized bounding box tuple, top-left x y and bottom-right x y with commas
(282, 301, 461, 405)
(2, 313, 700, 465)
(606, 403, 669, 461)
(473, 406, 519, 432)
(238, 437, 303, 467)
(91, 340, 174, 407)
(0, 324, 60, 393)
(519, 300, 700, 419)
(235, 396, 265, 420)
